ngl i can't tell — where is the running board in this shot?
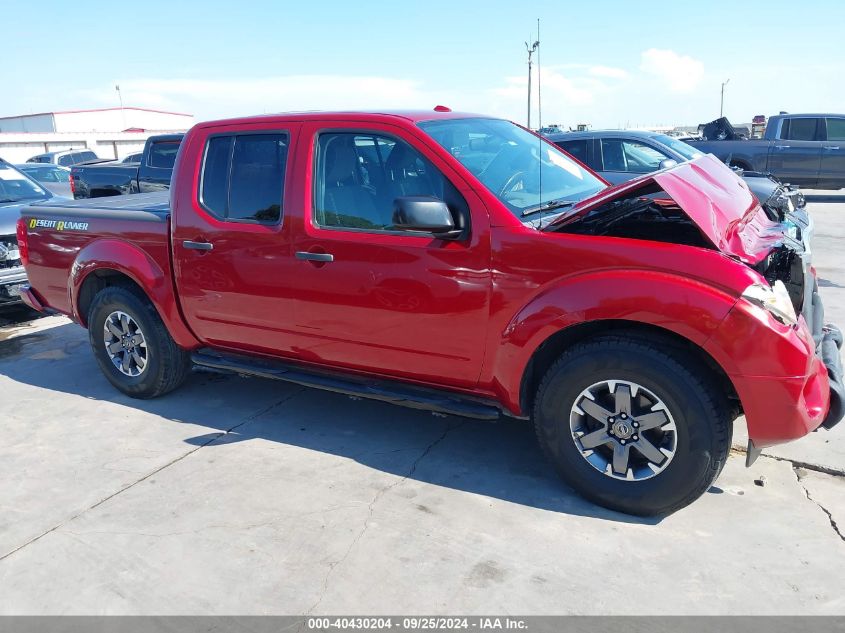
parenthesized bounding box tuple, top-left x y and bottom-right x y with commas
(191, 349, 502, 420)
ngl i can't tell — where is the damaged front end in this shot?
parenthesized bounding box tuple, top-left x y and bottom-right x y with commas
(544, 154, 845, 443)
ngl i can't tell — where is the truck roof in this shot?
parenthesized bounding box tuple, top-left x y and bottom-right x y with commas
(770, 113, 845, 118)
(193, 109, 493, 130)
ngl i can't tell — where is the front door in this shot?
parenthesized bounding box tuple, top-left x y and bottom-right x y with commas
(172, 123, 302, 355)
(598, 138, 673, 184)
(288, 122, 492, 388)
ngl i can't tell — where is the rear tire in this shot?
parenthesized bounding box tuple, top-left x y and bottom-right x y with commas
(87, 285, 191, 398)
(533, 335, 732, 516)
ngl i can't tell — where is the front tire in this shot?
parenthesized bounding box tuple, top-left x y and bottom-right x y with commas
(88, 285, 191, 398)
(533, 335, 732, 516)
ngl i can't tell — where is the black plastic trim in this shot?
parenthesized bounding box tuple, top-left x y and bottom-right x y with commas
(191, 349, 502, 420)
(821, 324, 844, 430)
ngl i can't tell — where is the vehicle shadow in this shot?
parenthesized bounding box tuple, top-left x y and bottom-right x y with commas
(0, 322, 665, 525)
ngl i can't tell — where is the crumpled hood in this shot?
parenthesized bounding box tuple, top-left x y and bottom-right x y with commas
(548, 154, 782, 264)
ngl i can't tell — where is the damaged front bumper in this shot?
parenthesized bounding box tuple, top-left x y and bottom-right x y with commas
(708, 206, 844, 466)
(745, 318, 843, 466)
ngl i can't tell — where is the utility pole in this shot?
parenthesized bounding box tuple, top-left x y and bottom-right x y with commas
(115, 84, 126, 129)
(720, 78, 730, 117)
(525, 38, 539, 129)
(536, 18, 542, 131)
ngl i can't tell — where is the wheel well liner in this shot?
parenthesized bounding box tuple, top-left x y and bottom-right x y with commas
(76, 269, 145, 326)
(519, 319, 739, 416)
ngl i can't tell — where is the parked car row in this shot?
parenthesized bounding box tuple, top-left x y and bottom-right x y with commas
(14, 108, 843, 516)
(69, 134, 183, 199)
(687, 113, 844, 189)
(547, 129, 807, 219)
(26, 149, 101, 167)
(0, 159, 60, 304)
(15, 164, 72, 198)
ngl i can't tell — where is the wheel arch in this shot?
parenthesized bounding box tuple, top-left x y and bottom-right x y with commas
(518, 319, 740, 418)
(70, 239, 200, 349)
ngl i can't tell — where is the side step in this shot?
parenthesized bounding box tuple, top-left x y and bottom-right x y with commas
(191, 349, 502, 420)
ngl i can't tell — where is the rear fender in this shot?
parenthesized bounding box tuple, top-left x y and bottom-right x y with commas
(492, 270, 740, 414)
(70, 238, 199, 348)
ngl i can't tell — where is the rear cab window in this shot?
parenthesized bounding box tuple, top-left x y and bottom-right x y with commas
(199, 132, 289, 224)
(148, 141, 180, 169)
(780, 118, 822, 141)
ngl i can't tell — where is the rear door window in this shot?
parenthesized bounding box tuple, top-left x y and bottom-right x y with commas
(783, 118, 821, 141)
(58, 155, 74, 167)
(556, 139, 589, 165)
(199, 133, 289, 224)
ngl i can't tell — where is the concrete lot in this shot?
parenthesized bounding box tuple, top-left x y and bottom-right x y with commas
(1, 195, 845, 614)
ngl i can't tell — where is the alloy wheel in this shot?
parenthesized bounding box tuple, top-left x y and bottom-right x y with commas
(569, 379, 677, 481)
(103, 310, 148, 377)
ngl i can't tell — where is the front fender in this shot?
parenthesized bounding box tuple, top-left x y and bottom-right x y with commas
(70, 238, 199, 348)
(490, 269, 739, 414)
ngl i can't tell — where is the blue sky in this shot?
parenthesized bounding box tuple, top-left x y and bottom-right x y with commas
(4, 0, 843, 127)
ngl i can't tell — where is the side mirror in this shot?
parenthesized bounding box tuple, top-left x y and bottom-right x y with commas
(392, 196, 462, 239)
(658, 159, 678, 170)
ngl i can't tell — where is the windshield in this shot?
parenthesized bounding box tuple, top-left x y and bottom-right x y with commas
(0, 163, 49, 203)
(652, 135, 703, 162)
(418, 118, 605, 217)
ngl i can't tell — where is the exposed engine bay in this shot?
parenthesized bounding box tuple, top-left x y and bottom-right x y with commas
(548, 175, 811, 317)
(552, 183, 711, 249)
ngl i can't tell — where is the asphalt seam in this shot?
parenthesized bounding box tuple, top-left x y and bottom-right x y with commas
(792, 466, 845, 544)
(0, 388, 304, 563)
(305, 418, 468, 615)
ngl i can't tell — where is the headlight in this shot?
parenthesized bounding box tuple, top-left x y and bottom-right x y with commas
(741, 280, 797, 326)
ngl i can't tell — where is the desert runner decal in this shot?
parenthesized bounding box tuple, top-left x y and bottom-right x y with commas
(28, 218, 89, 232)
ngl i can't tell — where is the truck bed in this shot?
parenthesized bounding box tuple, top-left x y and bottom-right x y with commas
(22, 192, 173, 319)
(31, 191, 170, 214)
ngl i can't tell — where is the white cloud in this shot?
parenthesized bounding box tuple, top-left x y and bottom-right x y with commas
(639, 49, 704, 93)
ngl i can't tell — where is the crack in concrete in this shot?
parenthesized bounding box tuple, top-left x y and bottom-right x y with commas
(730, 445, 845, 478)
(305, 419, 468, 615)
(0, 388, 304, 563)
(793, 466, 845, 544)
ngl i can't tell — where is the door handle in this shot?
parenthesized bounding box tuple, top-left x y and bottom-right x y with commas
(183, 240, 213, 251)
(824, 146, 841, 150)
(295, 251, 334, 262)
(775, 145, 791, 149)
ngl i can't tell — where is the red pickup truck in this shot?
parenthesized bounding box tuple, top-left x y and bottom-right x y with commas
(16, 110, 844, 515)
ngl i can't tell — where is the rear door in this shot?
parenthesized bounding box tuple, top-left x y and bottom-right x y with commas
(172, 123, 302, 354)
(766, 117, 823, 186)
(820, 117, 845, 188)
(288, 121, 492, 387)
(138, 139, 181, 193)
(555, 137, 592, 168)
